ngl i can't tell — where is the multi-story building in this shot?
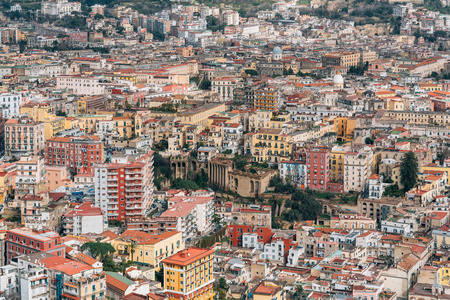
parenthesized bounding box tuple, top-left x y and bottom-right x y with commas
(278, 160, 307, 189)
(77, 95, 106, 114)
(6, 227, 65, 263)
(63, 201, 104, 235)
(20, 195, 50, 230)
(329, 145, 349, 192)
(221, 10, 239, 25)
(94, 151, 154, 223)
(250, 128, 292, 164)
(41, 0, 81, 17)
(231, 204, 272, 227)
(20, 102, 65, 140)
(56, 75, 105, 95)
(160, 196, 215, 239)
(4, 118, 45, 157)
(254, 88, 281, 111)
(344, 149, 372, 193)
(211, 77, 241, 101)
(15, 155, 46, 199)
(306, 147, 330, 191)
(112, 230, 184, 270)
(45, 136, 104, 174)
(0, 93, 22, 118)
(322, 51, 361, 67)
(162, 247, 215, 300)
(17, 253, 106, 300)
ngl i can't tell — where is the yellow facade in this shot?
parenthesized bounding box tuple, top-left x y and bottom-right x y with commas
(113, 114, 142, 139)
(437, 267, 450, 285)
(20, 104, 64, 139)
(330, 147, 347, 183)
(178, 103, 226, 127)
(73, 114, 112, 133)
(112, 231, 184, 271)
(254, 90, 279, 111)
(252, 128, 292, 163)
(163, 248, 215, 300)
(420, 165, 450, 185)
(334, 117, 356, 142)
(77, 99, 87, 114)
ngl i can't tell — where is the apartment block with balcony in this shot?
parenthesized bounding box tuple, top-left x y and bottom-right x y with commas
(251, 128, 292, 164)
(4, 118, 45, 157)
(14, 155, 46, 200)
(63, 201, 104, 235)
(20, 195, 50, 230)
(20, 267, 50, 300)
(254, 88, 281, 111)
(306, 147, 330, 191)
(112, 230, 184, 270)
(94, 151, 154, 223)
(344, 150, 372, 193)
(45, 136, 105, 174)
(162, 248, 215, 300)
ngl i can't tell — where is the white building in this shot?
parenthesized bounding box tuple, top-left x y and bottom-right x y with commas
(41, 0, 81, 17)
(287, 247, 304, 267)
(20, 267, 50, 300)
(368, 174, 388, 199)
(0, 93, 22, 118)
(56, 75, 105, 95)
(222, 10, 239, 26)
(260, 240, 284, 262)
(242, 232, 263, 250)
(63, 201, 104, 235)
(0, 265, 18, 299)
(381, 219, 414, 236)
(161, 196, 215, 239)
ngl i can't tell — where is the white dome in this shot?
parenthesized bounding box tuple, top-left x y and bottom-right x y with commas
(333, 73, 344, 84)
(273, 47, 282, 55)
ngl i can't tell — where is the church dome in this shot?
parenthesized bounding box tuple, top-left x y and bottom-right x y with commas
(333, 72, 344, 85)
(272, 47, 282, 55)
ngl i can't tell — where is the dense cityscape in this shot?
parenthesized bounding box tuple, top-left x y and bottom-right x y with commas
(0, 0, 450, 299)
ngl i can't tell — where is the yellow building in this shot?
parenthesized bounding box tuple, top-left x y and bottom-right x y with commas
(334, 117, 357, 142)
(112, 230, 184, 271)
(251, 128, 292, 163)
(104, 73, 138, 85)
(162, 247, 215, 300)
(254, 88, 280, 111)
(420, 165, 450, 185)
(330, 145, 349, 183)
(20, 103, 65, 140)
(113, 114, 142, 139)
(178, 103, 226, 127)
(72, 114, 112, 133)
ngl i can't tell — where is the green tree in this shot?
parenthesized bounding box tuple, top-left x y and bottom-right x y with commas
(437, 152, 446, 165)
(125, 101, 132, 110)
(199, 79, 211, 90)
(400, 151, 418, 191)
(235, 158, 247, 171)
(365, 137, 374, 145)
(218, 278, 228, 290)
(245, 69, 258, 76)
(275, 12, 283, 19)
(81, 242, 116, 260)
(172, 179, 199, 190)
(94, 13, 104, 19)
(383, 184, 404, 197)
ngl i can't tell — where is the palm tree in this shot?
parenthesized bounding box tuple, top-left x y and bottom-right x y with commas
(129, 241, 137, 262)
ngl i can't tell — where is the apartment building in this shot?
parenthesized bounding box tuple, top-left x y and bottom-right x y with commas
(20, 195, 50, 230)
(63, 201, 104, 235)
(56, 75, 105, 95)
(6, 227, 65, 263)
(278, 160, 307, 189)
(162, 248, 215, 300)
(254, 88, 281, 111)
(17, 253, 106, 300)
(344, 150, 372, 193)
(77, 95, 106, 114)
(231, 205, 272, 227)
(322, 51, 361, 68)
(0, 93, 22, 118)
(251, 128, 292, 163)
(15, 155, 46, 199)
(45, 136, 104, 174)
(4, 118, 45, 157)
(329, 145, 350, 192)
(94, 151, 154, 223)
(112, 230, 184, 270)
(211, 77, 241, 101)
(41, 0, 81, 17)
(306, 147, 331, 191)
(20, 102, 65, 140)
(160, 196, 215, 239)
